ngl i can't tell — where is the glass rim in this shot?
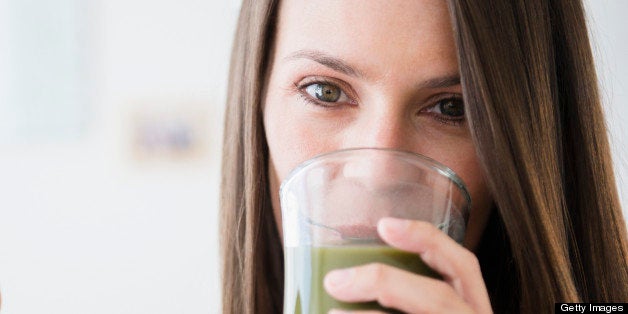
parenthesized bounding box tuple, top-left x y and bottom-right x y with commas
(279, 147, 472, 215)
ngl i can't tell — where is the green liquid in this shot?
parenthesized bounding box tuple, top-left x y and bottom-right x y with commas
(285, 245, 440, 314)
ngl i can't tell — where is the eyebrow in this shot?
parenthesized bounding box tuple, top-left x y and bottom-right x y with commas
(285, 49, 364, 78)
(284, 49, 461, 89)
(419, 74, 461, 89)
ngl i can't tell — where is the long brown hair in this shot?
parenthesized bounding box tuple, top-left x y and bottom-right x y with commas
(220, 0, 628, 313)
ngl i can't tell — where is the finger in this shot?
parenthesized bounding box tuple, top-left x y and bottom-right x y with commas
(324, 263, 473, 314)
(377, 217, 492, 313)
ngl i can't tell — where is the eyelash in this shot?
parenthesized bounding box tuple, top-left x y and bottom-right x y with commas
(295, 78, 356, 108)
(429, 110, 465, 126)
(295, 80, 466, 127)
(422, 97, 466, 127)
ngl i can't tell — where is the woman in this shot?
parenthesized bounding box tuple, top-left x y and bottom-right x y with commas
(220, 0, 628, 313)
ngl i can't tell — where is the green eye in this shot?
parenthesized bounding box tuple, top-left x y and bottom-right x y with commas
(306, 83, 342, 102)
(437, 98, 465, 117)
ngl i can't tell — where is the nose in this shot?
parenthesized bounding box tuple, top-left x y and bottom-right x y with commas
(345, 104, 416, 152)
(340, 104, 423, 192)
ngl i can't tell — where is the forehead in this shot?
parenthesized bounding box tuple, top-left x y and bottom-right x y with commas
(274, 0, 459, 82)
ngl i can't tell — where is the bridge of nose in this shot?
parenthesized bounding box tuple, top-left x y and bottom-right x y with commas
(339, 98, 427, 154)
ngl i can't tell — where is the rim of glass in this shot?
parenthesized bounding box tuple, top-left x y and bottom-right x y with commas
(279, 147, 472, 214)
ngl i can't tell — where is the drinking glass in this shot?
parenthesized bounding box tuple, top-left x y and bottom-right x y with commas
(280, 148, 471, 313)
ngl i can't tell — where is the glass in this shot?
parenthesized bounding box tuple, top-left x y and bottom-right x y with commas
(280, 148, 471, 313)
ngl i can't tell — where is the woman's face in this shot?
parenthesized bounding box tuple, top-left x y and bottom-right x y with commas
(263, 0, 493, 250)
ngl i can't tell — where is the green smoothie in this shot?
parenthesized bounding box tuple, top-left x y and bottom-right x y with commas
(285, 245, 440, 314)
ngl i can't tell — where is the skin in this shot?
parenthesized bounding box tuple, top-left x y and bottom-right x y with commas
(263, 0, 494, 312)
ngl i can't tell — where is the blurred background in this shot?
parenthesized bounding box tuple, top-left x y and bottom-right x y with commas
(0, 1, 625, 313)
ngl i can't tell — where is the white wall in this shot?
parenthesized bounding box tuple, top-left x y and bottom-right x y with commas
(0, 1, 625, 314)
(586, 0, 628, 215)
(0, 0, 240, 313)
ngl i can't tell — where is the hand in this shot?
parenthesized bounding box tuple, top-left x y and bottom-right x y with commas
(323, 217, 493, 314)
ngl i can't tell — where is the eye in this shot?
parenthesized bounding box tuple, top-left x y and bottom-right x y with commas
(421, 96, 466, 127)
(304, 82, 350, 103)
(426, 97, 465, 117)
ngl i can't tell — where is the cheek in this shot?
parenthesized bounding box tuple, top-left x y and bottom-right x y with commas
(421, 139, 489, 207)
(264, 91, 340, 237)
(264, 101, 337, 183)
(431, 142, 493, 249)
(266, 113, 316, 181)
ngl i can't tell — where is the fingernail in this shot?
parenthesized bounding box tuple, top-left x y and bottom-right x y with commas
(328, 310, 351, 314)
(379, 217, 411, 236)
(324, 268, 354, 288)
